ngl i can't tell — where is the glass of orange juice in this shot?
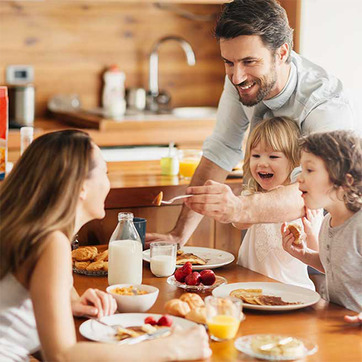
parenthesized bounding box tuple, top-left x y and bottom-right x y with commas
(205, 296, 243, 341)
(178, 149, 202, 179)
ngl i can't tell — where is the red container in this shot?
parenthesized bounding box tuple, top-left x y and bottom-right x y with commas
(0, 86, 9, 180)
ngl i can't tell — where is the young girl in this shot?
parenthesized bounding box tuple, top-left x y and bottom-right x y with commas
(282, 130, 362, 313)
(0, 130, 211, 361)
(235, 117, 322, 290)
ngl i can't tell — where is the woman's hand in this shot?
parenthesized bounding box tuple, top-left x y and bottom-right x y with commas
(165, 325, 212, 360)
(185, 180, 242, 224)
(72, 288, 117, 319)
(344, 312, 362, 324)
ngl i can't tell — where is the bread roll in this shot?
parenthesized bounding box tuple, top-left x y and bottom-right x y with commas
(287, 223, 302, 245)
(164, 299, 191, 317)
(180, 293, 205, 309)
(185, 307, 207, 324)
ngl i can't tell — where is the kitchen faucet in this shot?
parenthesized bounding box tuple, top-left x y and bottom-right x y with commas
(147, 36, 196, 112)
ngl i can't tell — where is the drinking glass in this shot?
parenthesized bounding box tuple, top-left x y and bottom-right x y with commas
(178, 149, 202, 179)
(205, 296, 243, 341)
(150, 242, 177, 277)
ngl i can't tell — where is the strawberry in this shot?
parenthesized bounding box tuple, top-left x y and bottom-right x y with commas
(185, 271, 201, 286)
(200, 269, 216, 285)
(174, 268, 187, 283)
(157, 315, 173, 327)
(144, 316, 157, 326)
(180, 262, 193, 276)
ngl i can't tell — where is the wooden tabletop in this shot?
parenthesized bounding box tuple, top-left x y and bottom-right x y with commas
(73, 260, 362, 361)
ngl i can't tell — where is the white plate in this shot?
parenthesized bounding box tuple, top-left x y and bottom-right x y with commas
(79, 313, 197, 344)
(143, 246, 235, 270)
(234, 334, 318, 361)
(167, 275, 227, 292)
(212, 282, 320, 311)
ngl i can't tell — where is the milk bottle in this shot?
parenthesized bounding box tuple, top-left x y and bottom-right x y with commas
(108, 212, 143, 285)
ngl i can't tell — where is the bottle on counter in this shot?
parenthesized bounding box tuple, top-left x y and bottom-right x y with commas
(20, 126, 33, 155)
(102, 65, 126, 120)
(160, 142, 179, 176)
(108, 212, 143, 286)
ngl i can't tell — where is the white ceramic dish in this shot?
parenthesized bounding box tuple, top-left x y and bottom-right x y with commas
(167, 275, 227, 293)
(234, 334, 318, 360)
(212, 282, 320, 311)
(143, 246, 235, 270)
(79, 313, 197, 344)
(106, 284, 158, 313)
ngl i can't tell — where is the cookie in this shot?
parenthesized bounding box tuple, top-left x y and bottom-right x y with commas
(86, 260, 104, 272)
(72, 246, 98, 261)
(74, 261, 91, 270)
(95, 250, 108, 262)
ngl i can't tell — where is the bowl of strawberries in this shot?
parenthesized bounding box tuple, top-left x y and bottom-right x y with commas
(167, 262, 227, 292)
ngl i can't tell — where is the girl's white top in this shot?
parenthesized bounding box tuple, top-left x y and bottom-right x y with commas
(238, 219, 316, 290)
(0, 273, 40, 361)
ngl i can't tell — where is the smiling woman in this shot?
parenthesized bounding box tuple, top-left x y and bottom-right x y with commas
(0, 130, 211, 362)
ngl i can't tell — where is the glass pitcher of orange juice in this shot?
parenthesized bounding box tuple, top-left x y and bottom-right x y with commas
(205, 296, 243, 341)
(178, 149, 202, 179)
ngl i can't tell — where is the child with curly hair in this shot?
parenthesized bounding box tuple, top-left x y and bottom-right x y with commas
(282, 130, 362, 312)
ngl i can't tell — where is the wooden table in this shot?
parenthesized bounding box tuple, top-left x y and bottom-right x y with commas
(73, 262, 362, 361)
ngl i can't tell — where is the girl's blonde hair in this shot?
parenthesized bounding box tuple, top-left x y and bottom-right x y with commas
(0, 130, 95, 283)
(243, 116, 301, 192)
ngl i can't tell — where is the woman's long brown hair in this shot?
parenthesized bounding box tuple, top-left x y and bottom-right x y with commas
(0, 130, 94, 283)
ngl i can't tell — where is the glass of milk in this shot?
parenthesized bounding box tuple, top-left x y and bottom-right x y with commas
(150, 242, 177, 277)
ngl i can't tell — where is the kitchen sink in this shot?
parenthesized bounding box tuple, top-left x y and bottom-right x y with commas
(171, 107, 217, 119)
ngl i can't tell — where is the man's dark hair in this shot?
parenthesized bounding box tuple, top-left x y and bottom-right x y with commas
(215, 0, 294, 63)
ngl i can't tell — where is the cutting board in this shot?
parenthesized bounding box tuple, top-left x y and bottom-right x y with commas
(50, 109, 104, 129)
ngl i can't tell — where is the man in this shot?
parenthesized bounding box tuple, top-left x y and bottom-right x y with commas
(146, 0, 356, 246)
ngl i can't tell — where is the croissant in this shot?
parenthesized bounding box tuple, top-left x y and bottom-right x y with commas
(164, 299, 191, 317)
(185, 306, 207, 324)
(180, 293, 205, 309)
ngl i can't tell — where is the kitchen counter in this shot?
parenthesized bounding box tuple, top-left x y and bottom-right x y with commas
(7, 116, 216, 161)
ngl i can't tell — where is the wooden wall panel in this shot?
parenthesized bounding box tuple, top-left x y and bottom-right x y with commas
(0, 2, 225, 116)
(0, 1, 299, 119)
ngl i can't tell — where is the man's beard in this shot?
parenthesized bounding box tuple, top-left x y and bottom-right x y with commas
(235, 63, 277, 107)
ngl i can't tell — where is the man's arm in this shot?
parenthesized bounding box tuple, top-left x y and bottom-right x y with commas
(185, 182, 305, 224)
(145, 157, 229, 247)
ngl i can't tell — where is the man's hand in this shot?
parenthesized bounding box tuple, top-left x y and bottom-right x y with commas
(184, 180, 242, 224)
(71, 288, 117, 319)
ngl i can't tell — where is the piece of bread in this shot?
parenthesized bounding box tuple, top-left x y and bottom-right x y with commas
(103, 261, 108, 271)
(152, 191, 163, 206)
(164, 299, 191, 317)
(179, 293, 205, 309)
(185, 307, 207, 324)
(287, 223, 302, 245)
(72, 246, 98, 261)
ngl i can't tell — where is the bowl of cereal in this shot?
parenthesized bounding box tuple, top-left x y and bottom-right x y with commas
(106, 284, 159, 313)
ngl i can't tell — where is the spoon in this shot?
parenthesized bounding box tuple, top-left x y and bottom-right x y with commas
(152, 191, 192, 206)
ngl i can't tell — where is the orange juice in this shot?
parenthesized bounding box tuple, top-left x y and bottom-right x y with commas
(179, 158, 200, 179)
(207, 315, 240, 340)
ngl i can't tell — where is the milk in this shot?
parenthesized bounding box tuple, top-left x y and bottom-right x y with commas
(108, 239, 143, 285)
(150, 254, 176, 277)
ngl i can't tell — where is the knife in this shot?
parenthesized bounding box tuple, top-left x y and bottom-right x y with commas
(117, 327, 171, 345)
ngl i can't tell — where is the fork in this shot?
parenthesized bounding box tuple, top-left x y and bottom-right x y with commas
(160, 194, 193, 205)
(90, 318, 124, 332)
